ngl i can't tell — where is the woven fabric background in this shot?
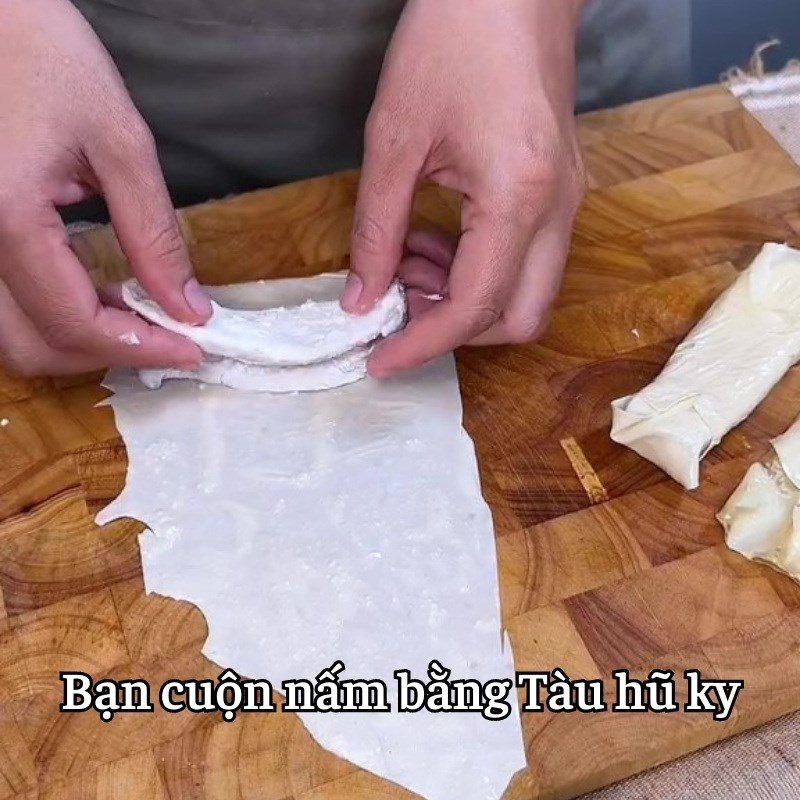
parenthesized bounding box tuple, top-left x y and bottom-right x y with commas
(584, 711, 800, 799)
(731, 70, 800, 165)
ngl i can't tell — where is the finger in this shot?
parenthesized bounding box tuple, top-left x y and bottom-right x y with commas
(368, 296, 493, 378)
(396, 253, 448, 323)
(0, 279, 103, 377)
(405, 228, 458, 270)
(397, 254, 448, 297)
(97, 282, 127, 310)
(469, 218, 571, 346)
(87, 113, 211, 324)
(406, 287, 444, 320)
(0, 207, 203, 369)
(368, 204, 531, 376)
(344, 111, 424, 313)
(89, 305, 205, 369)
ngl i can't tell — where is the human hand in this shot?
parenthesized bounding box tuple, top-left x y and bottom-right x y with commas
(0, 0, 210, 378)
(343, 0, 587, 376)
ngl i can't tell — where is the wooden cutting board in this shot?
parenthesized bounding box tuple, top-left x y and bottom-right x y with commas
(2, 84, 800, 800)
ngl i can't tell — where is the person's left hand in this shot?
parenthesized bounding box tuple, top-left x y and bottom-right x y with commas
(341, 0, 587, 377)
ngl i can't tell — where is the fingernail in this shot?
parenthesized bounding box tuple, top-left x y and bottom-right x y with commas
(341, 272, 363, 312)
(183, 278, 212, 319)
(173, 344, 203, 369)
(367, 354, 390, 379)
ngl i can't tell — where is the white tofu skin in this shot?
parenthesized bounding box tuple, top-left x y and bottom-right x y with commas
(718, 415, 800, 581)
(121, 273, 406, 393)
(611, 243, 800, 489)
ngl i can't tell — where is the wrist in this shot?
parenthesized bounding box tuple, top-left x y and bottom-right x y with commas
(540, 0, 587, 34)
(558, 0, 590, 29)
(523, 0, 585, 112)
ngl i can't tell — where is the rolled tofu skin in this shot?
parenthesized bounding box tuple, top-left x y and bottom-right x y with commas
(121, 273, 406, 393)
(122, 275, 405, 367)
(772, 415, 800, 488)
(718, 416, 800, 581)
(611, 243, 800, 489)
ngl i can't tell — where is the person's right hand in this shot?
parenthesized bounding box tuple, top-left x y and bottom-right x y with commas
(0, 0, 211, 378)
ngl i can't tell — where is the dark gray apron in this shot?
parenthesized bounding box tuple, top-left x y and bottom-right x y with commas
(71, 0, 691, 208)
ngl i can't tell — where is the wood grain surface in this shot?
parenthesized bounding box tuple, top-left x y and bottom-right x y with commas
(3, 84, 800, 800)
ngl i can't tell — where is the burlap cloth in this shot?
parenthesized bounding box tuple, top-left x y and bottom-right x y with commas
(727, 44, 800, 166)
(583, 711, 800, 798)
(583, 51, 800, 800)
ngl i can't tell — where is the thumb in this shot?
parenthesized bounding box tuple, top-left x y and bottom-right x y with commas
(89, 114, 211, 324)
(344, 112, 422, 313)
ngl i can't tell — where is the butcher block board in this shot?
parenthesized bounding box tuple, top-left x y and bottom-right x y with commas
(3, 84, 800, 800)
